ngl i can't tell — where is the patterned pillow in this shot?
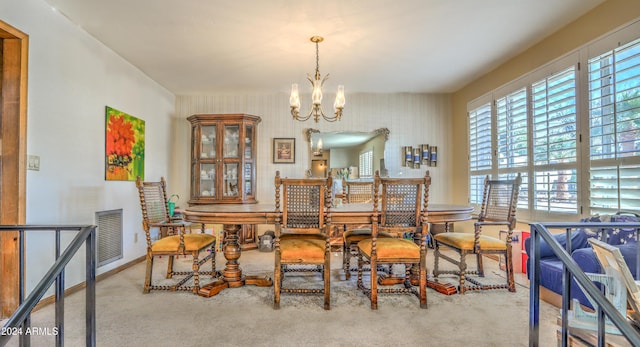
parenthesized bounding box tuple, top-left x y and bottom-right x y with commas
(581, 213, 639, 245)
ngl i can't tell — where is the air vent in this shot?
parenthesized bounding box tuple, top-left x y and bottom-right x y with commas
(96, 209, 123, 267)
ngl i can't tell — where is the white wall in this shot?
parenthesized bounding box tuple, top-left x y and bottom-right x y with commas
(1, 0, 175, 293)
(174, 93, 453, 205)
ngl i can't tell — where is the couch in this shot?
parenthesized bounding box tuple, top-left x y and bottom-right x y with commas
(524, 213, 640, 309)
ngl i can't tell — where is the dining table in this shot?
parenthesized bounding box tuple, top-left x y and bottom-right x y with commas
(183, 202, 474, 297)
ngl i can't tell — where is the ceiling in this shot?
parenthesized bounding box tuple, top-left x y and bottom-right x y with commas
(44, 0, 604, 95)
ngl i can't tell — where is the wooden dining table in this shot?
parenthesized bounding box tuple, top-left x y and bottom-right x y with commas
(184, 202, 474, 297)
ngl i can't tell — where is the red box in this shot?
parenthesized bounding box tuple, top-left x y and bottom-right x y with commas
(521, 231, 530, 273)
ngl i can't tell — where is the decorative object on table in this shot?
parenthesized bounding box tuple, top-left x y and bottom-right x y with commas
(273, 138, 295, 164)
(167, 194, 179, 217)
(356, 170, 431, 309)
(136, 176, 217, 294)
(289, 36, 345, 123)
(433, 173, 522, 294)
(187, 114, 261, 205)
(105, 106, 145, 181)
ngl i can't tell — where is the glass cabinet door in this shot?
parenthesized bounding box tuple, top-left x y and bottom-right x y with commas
(223, 163, 239, 197)
(244, 163, 253, 196)
(244, 125, 253, 159)
(200, 163, 216, 199)
(223, 124, 240, 158)
(201, 125, 217, 159)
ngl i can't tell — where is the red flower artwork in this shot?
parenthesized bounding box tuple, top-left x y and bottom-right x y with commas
(106, 115, 135, 166)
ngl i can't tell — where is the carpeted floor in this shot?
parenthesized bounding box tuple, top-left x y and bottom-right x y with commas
(3, 249, 559, 347)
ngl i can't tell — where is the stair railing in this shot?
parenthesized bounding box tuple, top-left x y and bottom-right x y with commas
(0, 225, 96, 347)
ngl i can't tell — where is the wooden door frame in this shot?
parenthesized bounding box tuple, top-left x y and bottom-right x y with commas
(0, 19, 28, 319)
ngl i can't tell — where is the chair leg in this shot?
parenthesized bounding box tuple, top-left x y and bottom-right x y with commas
(420, 254, 427, 309)
(144, 253, 154, 293)
(370, 256, 378, 310)
(433, 242, 441, 278)
(324, 251, 331, 310)
(166, 255, 175, 279)
(343, 241, 350, 279)
(210, 243, 217, 276)
(357, 253, 364, 287)
(477, 253, 484, 277)
(192, 251, 201, 294)
(459, 252, 468, 295)
(274, 251, 281, 309)
(506, 249, 516, 292)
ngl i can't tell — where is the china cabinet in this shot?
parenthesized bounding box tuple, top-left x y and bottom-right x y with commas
(188, 113, 261, 249)
(188, 113, 261, 205)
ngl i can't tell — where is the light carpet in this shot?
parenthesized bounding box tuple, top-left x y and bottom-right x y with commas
(3, 249, 559, 347)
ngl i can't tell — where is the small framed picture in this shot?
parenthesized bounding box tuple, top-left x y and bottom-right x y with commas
(273, 138, 295, 164)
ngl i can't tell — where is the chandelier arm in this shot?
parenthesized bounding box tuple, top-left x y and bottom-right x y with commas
(291, 107, 312, 121)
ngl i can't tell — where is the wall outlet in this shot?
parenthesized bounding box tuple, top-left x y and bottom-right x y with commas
(134, 233, 138, 243)
(27, 155, 40, 171)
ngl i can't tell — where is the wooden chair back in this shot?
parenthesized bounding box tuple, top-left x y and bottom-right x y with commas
(342, 179, 374, 204)
(136, 177, 172, 244)
(478, 174, 522, 230)
(374, 171, 430, 235)
(275, 172, 332, 235)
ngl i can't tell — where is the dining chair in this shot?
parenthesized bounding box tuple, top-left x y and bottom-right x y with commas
(136, 176, 217, 294)
(433, 174, 521, 294)
(341, 179, 394, 279)
(274, 171, 332, 310)
(357, 170, 431, 309)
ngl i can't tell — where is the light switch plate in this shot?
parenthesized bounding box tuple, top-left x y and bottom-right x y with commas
(27, 155, 40, 171)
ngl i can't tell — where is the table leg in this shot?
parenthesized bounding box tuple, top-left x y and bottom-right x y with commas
(198, 224, 272, 297)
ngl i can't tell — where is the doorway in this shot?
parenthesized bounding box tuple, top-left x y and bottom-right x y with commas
(311, 159, 327, 178)
(0, 19, 29, 318)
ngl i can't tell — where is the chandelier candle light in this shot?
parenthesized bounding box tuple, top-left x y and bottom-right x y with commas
(290, 36, 345, 123)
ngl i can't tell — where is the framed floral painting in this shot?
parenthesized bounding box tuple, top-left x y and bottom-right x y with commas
(105, 106, 145, 181)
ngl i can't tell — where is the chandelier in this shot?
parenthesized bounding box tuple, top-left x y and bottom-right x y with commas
(311, 138, 323, 156)
(290, 36, 345, 123)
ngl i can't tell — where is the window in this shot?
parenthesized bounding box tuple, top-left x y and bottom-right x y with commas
(359, 150, 373, 178)
(589, 38, 640, 213)
(531, 67, 577, 213)
(467, 22, 640, 220)
(497, 88, 528, 170)
(469, 102, 492, 204)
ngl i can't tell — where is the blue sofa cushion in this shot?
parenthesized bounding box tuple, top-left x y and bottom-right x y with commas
(524, 228, 592, 260)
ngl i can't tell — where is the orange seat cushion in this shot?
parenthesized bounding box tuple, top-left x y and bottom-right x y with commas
(281, 233, 325, 240)
(358, 238, 420, 261)
(343, 229, 392, 244)
(434, 233, 506, 251)
(280, 238, 327, 263)
(151, 233, 216, 252)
